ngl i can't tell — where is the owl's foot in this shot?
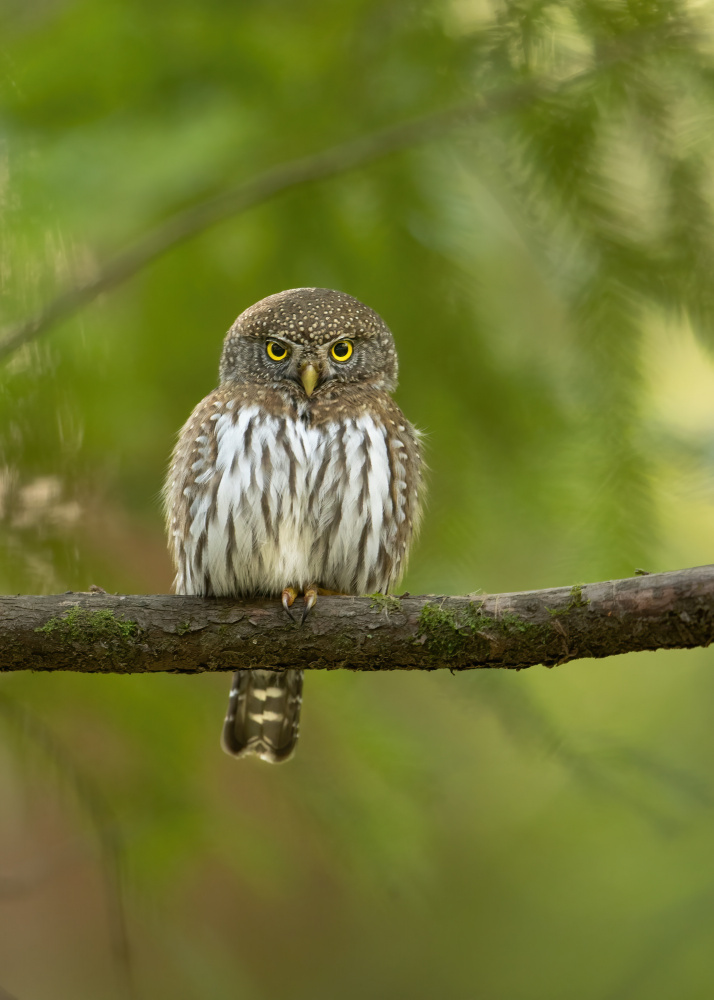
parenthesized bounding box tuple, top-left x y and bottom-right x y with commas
(281, 587, 298, 622)
(281, 586, 316, 624)
(283, 586, 343, 625)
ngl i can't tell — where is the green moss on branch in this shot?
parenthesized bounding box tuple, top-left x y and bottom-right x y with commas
(36, 606, 140, 645)
(417, 600, 543, 658)
(547, 584, 590, 616)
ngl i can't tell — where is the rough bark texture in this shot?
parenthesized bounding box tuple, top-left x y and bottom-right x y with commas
(0, 566, 713, 675)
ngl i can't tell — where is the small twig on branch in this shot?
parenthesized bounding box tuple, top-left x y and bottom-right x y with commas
(1, 566, 712, 675)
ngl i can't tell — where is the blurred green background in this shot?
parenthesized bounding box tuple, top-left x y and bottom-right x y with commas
(2, 1, 714, 997)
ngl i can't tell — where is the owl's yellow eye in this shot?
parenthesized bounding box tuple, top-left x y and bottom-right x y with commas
(330, 340, 353, 362)
(266, 341, 290, 362)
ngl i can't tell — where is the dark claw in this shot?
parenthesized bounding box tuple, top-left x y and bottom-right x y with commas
(282, 589, 297, 622)
(300, 589, 317, 626)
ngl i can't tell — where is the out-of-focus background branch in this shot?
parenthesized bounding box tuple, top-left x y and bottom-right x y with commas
(0, 21, 670, 364)
(3, 1, 714, 998)
(0, 96, 516, 362)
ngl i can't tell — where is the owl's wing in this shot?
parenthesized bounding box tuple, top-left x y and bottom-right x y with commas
(167, 388, 280, 596)
(386, 415, 423, 588)
(165, 388, 326, 597)
(164, 389, 222, 596)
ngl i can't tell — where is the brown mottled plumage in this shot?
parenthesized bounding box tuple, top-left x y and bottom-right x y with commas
(164, 288, 423, 762)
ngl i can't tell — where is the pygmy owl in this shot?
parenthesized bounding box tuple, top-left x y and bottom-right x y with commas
(164, 288, 423, 762)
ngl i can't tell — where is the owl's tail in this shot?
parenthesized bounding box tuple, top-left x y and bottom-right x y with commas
(221, 669, 303, 763)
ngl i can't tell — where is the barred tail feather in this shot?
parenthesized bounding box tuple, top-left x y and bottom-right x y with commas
(221, 669, 303, 763)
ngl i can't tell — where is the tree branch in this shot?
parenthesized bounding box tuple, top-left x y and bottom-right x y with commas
(1, 566, 712, 674)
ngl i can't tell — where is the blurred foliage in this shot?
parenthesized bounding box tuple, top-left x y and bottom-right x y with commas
(2, 0, 714, 997)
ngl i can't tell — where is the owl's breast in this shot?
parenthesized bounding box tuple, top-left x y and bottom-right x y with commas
(170, 395, 420, 597)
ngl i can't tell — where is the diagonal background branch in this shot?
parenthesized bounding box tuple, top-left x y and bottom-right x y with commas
(0, 91, 532, 364)
(0, 20, 685, 365)
(1, 566, 712, 675)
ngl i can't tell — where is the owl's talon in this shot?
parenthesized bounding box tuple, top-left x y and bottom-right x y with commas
(282, 587, 298, 622)
(301, 587, 318, 625)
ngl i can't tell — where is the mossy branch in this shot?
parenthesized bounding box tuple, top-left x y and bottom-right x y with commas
(0, 566, 712, 674)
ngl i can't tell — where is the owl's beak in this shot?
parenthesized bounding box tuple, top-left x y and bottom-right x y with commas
(300, 363, 319, 397)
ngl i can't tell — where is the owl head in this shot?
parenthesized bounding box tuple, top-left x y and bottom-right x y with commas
(218, 287, 399, 396)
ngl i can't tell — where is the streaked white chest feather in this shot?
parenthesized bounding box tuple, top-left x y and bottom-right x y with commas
(178, 405, 408, 596)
